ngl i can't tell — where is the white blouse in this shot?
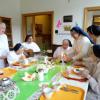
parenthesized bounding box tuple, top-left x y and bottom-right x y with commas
(22, 42, 40, 52)
(53, 46, 71, 58)
(7, 51, 24, 65)
(0, 34, 9, 68)
(68, 35, 92, 61)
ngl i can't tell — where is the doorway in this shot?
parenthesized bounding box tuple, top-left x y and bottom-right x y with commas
(22, 11, 54, 51)
(83, 6, 100, 31)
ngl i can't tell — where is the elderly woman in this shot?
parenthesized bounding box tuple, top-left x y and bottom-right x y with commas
(78, 44, 100, 100)
(63, 26, 93, 62)
(87, 25, 100, 44)
(7, 43, 26, 65)
(53, 39, 72, 60)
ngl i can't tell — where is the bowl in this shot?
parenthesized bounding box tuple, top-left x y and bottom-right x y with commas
(1, 78, 11, 86)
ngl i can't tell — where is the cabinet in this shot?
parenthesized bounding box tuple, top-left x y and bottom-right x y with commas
(0, 17, 13, 47)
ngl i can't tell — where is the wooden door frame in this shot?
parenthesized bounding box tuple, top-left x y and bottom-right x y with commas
(22, 11, 54, 44)
(83, 6, 100, 31)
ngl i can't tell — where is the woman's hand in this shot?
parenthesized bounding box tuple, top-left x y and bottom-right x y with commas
(20, 55, 26, 60)
(73, 61, 84, 66)
(63, 55, 72, 62)
(0, 56, 6, 59)
(79, 69, 91, 79)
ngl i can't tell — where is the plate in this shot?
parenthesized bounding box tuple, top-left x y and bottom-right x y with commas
(12, 62, 32, 68)
(40, 85, 84, 100)
(22, 72, 36, 82)
(0, 68, 17, 79)
(62, 71, 87, 82)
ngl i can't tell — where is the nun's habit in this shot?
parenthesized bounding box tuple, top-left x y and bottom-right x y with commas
(7, 43, 24, 65)
(87, 25, 100, 44)
(83, 45, 100, 100)
(68, 26, 93, 61)
(53, 39, 72, 59)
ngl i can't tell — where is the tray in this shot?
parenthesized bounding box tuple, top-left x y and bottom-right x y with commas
(40, 84, 85, 100)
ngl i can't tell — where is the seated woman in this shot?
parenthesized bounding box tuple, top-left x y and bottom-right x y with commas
(63, 26, 93, 62)
(87, 25, 100, 44)
(7, 43, 26, 65)
(22, 35, 40, 56)
(53, 39, 72, 60)
(78, 45, 100, 100)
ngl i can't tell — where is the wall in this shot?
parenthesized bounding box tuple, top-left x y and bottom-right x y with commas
(21, 0, 100, 45)
(0, 0, 21, 46)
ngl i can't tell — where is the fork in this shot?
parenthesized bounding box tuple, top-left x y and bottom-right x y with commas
(60, 87, 79, 94)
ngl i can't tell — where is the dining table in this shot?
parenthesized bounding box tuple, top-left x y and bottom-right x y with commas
(0, 59, 89, 100)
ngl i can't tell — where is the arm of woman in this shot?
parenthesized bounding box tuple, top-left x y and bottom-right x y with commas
(89, 62, 100, 94)
(7, 52, 16, 65)
(32, 43, 41, 52)
(53, 47, 62, 59)
(88, 76, 100, 94)
(80, 63, 100, 94)
(0, 56, 7, 59)
(19, 53, 26, 60)
(80, 70, 100, 94)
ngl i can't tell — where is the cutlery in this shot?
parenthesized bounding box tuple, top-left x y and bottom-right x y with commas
(60, 87, 79, 94)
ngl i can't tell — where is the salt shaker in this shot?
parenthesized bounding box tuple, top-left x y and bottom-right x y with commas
(44, 56, 48, 64)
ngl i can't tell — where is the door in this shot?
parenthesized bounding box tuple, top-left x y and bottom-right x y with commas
(22, 11, 53, 51)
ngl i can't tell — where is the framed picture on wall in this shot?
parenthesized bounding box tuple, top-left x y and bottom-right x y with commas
(63, 15, 73, 22)
(35, 24, 43, 35)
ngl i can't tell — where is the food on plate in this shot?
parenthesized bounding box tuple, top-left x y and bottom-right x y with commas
(0, 70, 4, 75)
(22, 72, 36, 81)
(12, 62, 21, 66)
(0, 68, 17, 79)
(62, 70, 87, 82)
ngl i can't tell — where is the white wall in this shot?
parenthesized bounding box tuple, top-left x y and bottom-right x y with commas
(21, 0, 100, 45)
(0, 0, 21, 46)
